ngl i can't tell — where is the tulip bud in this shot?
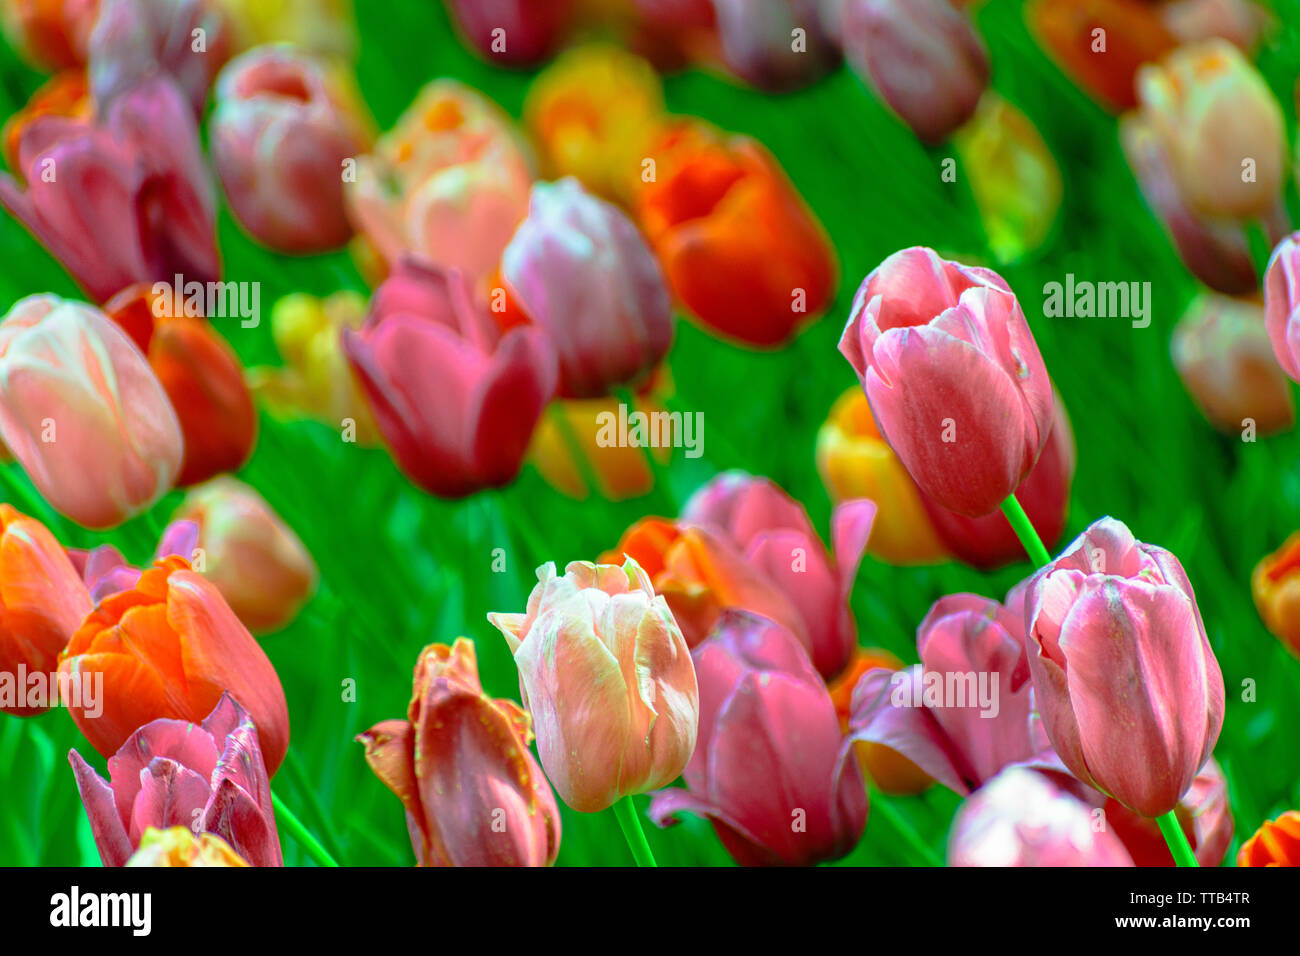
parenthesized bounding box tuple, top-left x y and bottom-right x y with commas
(0, 0, 97, 71)
(838, 246, 1053, 517)
(0, 294, 183, 529)
(488, 558, 699, 813)
(358, 639, 561, 866)
(125, 827, 251, 866)
(1265, 232, 1300, 383)
(70, 693, 282, 866)
(1238, 810, 1300, 866)
(1024, 517, 1225, 817)
(59, 555, 290, 775)
(443, 0, 573, 67)
(1251, 531, 1300, 659)
(0, 504, 92, 715)
(710, 0, 839, 92)
(1105, 757, 1233, 867)
(948, 767, 1135, 866)
(648, 610, 866, 865)
(840, 0, 989, 144)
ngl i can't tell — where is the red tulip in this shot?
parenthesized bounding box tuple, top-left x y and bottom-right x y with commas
(1104, 758, 1233, 866)
(443, 0, 573, 67)
(711, 0, 839, 92)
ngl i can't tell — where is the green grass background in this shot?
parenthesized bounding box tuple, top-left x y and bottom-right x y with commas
(2, 0, 1300, 866)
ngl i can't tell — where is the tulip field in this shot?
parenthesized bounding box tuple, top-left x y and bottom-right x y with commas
(2, 0, 1300, 876)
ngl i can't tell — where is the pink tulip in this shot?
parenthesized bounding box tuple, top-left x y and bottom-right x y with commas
(1105, 757, 1233, 867)
(1023, 516, 1225, 817)
(68, 520, 199, 602)
(0, 294, 183, 529)
(443, 0, 574, 67)
(343, 257, 557, 498)
(648, 611, 867, 866)
(210, 46, 371, 254)
(710, 0, 839, 92)
(501, 178, 674, 398)
(948, 766, 1135, 866)
(488, 558, 698, 813)
(838, 246, 1053, 517)
(1264, 232, 1300, 383)
(69, 692, 282, 867)
(0, 76, 220, 304)
(682, 470, 876, 680)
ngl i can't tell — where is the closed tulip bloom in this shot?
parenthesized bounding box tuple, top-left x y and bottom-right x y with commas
(1160, 0, 1271, 49)
(1264, 233, 1300, 383)
(0, 0, 97, 70)
(1024, 517, 1224, 818)
(635, 120, 836, 347)
(649, 611, 867, 866)
(1105, 757, 1233, 866)
(211, 46, 372, 253)
(0, 504, 92, 716)
(488, 558, 698, 813)
(2, 71, 93, 173)
(213, 0, 356, 60)
(1172, 293, 1294, 435)
(838, 246, 1053, 517)
(948, 767, 1134, 867)
(0, 76, 220, 304)
(710, 0, 839, 92)
(343, 258, 558, 498)
(59, 555, 290, 775)
(443, 0, 573, 67)
(1238, 810, 1300, 866)
(529, 390, 670, 500)
(126, 826, 251, 866)
(357, 639, 561, 866)
(173, 476, 317, 634)
(0, 295, 183, 529)
(1136, 40, 1286, 220)
(840, 0, 989, 144)
(69, 693, 281, 866)
(1251, 531, 1300, 659)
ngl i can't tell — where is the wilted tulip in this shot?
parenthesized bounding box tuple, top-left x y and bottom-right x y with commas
(357, 639, 561, 866)
(488, 558, 698, 813)
(210, 46, 372, 253)
(0, 0, 97, 70)
(59, 555, 290, 774)
(1251, 531, 1300, 659)
(1172, 293, 1294, 435)
(173, 476, 317, 634)
(126, 827, 250, 866)
(0, 295, 183, 529)
(0, 76, 221, 304)
(501, 178, 673, 398)
(1105, 758, 1233, 866)
(1238, 810, 1300, 866)
(838, 246, 1053, 517)
(342, 257, 558, 498)
(648, 611, 866, 866)
(948, 767, 1135, 866)
(634, 119, 836, 347)
(69, 693, 282, 866)
(0, 504, 92, 716)
(1023, 517, 1224, 818)
(443, 0, 573, 67)
(1264, 233, 1300, 383)
(710, 0, 839, 92)
(840, 0, 989, 143)
(213, 0, 356, 59)
(1135, 40, 1286, 220)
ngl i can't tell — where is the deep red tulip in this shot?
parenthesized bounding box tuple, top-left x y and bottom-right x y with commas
(443, 0, 573, 67)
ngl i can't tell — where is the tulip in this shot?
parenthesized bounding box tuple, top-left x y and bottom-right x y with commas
(1251, 531, 1300, 659)
(2, 70, 92, 173)
(710, 0, 839, 92)
(0, 294, 183, 529)
(681, 470, 875, 680)
(501, 178, 673, 398)
(1160, 0, 1270, 50)
(213, 0, 356, 59)
(634, 119, 836, 348)
(622, 0, 718, 69)
(59, 554, 290, 774)
(443, 0, 574, 67)
(67, 519, 198, 603)
(0, 504, 92, 716)
(1023, 516, 1224, 817)
(1264, 233, 1300, 384)
(210, 46, 372, 253)
(103, 283, 257, 487)
(840, 0, 989, 144)
(648, 610, 866, 866)
(488, 558, 698, 813)
(1238, 810, 1300, 866)
(0, 0, 97, 70)
(948, 766, 1135, 866)
(1105, 758, 1233, 867)
(69, 692, 282, 866)
(357, 638, 561, 866)
(1135, 40, 1286, 220)
(1172, 293, 1294, 435)
(342, 257, 558, 498)
(172, 476, 317, 634)
(345, 79, 533, 288)
(816, 386, 949, 565)
(918, 389, 1076, 569)
(126, 826, 251, 866)
(529, 390, 670, 500)
(0, 76, 221, 304)
(838, 246, 1053, 517)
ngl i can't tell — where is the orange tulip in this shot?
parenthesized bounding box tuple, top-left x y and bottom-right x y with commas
(0, 0, 97, 71)
(1237, 810, 1300, 866)
(58, 554, 290, 774)
(2, 70, 91, 174)
(125, 827, 251, 867)
(1252, 531, 1300, 659)
(0, 503, 92, 716)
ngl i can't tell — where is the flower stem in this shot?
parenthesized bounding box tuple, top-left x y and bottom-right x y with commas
(272, 790, 340, 867)
(612, 796, 658, 867)
(1156, 810, 1199, 867)
(1000, 493, 1052, 567)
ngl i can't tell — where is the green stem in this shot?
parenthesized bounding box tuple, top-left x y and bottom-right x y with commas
(1000, 493, 1052, 567)
(612, 796, 657, 867)
(870, 787, 943, 867)
(548, 401, 604, 499)
(282, 751, 345, 864)
(272, 790, 340, 867)
(615, 387, 675, 510)
(1156, 810, 1199, 868)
